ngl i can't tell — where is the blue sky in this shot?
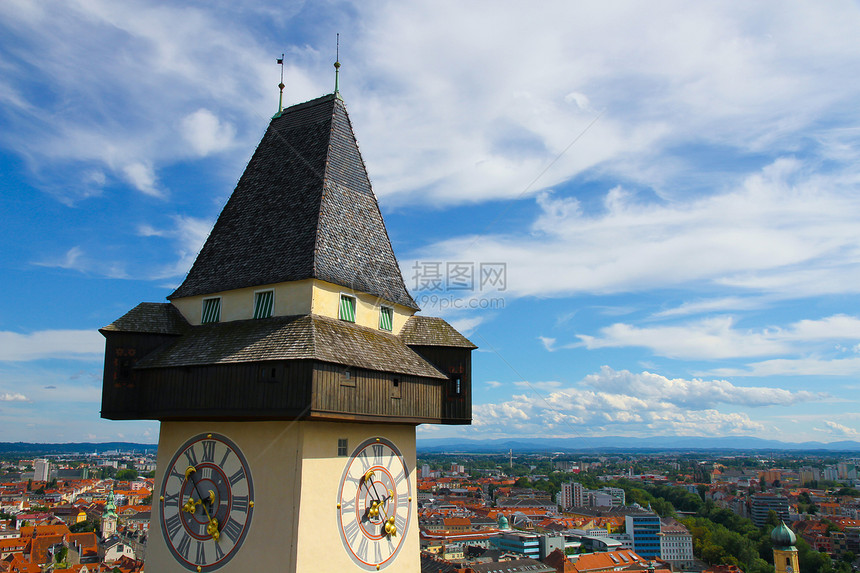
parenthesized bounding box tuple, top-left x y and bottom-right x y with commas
(2, 0, 860, 444)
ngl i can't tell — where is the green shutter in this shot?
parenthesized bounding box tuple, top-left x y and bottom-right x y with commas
(253, 291, 274, 319)
(202, 298, 221, 323)
(379, 307, 393, 331)
(339, 295, 356, 322)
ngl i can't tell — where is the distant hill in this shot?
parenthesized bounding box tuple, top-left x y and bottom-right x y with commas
(417, 435, 860, 453)
(0, 442, 157, 455)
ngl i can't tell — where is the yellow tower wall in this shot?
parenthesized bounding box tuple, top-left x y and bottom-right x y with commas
(310, 279, 414, 334)
(171, 280, 314, 325)
(170, 278, 415, 334)
(147, 420, 419, 573)
(773, 548, 800, 573)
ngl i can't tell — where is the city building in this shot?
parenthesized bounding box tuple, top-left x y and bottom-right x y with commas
(492, 531, 542, 559)
(33, 459, 50, 482)
(600, 487, 626, 507)
(559, 482, 584, 509)
(659, 517, 694, 569)
(751, 494, 790, 527)
(625, 512, 662, 559)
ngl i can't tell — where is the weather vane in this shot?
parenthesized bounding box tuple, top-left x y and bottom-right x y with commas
(334, 33, 341, 94)
(276, 53, 285, 115)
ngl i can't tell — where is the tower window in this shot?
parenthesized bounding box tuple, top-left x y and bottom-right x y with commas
(339, 294, 356, 322)
(337, 438, 348, 456)
(448, 374, 463, 399)
(202, 297, 221, 323)
(379, 306, 393, 331)
(253, 290, 274, 319)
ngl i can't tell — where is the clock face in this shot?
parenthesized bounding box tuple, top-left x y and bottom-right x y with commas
(159, 433, 254, 572)
(337, 437, 412, 571)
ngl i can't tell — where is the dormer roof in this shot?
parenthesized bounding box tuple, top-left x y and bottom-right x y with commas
(169, 94, 418, 310)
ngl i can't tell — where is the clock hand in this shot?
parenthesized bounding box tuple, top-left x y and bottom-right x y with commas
(184, 466, 220, 541)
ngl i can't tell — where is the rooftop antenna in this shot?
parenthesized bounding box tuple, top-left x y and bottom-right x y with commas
(334, 33, 341, 94)
(275, 53, 285, 117)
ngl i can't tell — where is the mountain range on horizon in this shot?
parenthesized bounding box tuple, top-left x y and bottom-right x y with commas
(416, 435, 860, 453)
(2, 435, 859, 454)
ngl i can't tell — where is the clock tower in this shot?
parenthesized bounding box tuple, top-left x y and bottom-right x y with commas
(100, 92, 474, 572)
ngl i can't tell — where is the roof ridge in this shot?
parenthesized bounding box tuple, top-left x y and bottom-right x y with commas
(311, 94, 341, 281)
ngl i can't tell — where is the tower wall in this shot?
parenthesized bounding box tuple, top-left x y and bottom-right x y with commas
(147, 420, 419, 573)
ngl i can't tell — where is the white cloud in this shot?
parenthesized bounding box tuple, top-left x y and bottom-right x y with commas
(349, 2, 860, 205)
(654, 297, 767, 318)
(1, 393, 28, 401)
(709, 356, 860, 378)
(413, 158, 860, 303)
(0, 330, 104, 361)
(446, 316, 484, 337)
(138, 215, 213, 279)
(181, 109, 236, 156)
(568, 313, 860, 361)
(577, 316, 788, 360)
(122, 162, 162, 197)
(814, 420, 860, 438)
(32, 246, 85, 271)
(465, 366, 821, 438)
(581, 366, 822, 408)
(0, 0, 323, 203)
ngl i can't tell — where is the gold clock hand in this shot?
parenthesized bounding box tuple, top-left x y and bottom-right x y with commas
(184, 466, 220, 542)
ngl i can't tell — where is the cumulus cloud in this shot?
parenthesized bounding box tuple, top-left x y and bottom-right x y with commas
(470, 367, 784, 438)
(181, 109, 236, 156)
(581, 366, 823, 408)
(814, 420, 860, 438)
(0, 330, 104, 361)
(1, 393, 28, 401)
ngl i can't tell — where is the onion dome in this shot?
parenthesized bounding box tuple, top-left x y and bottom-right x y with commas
(771, 521, 796, 548)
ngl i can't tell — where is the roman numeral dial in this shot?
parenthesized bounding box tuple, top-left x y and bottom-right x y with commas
(337, 437, 412, 571)
(159, 433, 254, 572)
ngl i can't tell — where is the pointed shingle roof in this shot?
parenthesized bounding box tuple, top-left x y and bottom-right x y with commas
(169, 94, 418, 309)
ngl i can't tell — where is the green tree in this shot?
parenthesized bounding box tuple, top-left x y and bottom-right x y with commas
(70, 519, 99, 533)
(765, 510, 781, 528)
(115, 468, 138, 481)
(55, 546, 68, 564)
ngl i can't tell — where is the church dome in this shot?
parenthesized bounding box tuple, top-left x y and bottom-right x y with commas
(771, 521, 796, 547)
(497, 514, 509, 530)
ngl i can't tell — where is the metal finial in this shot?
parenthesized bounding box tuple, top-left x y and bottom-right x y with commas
(276, 54, 285, 117)
(334, 33, 341, 94)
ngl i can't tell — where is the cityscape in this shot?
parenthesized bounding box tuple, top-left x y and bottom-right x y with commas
(1, 447, 859, 571)
(2, 2, 860, 573)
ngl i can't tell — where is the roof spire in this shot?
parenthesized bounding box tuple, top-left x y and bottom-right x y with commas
(334, 33, 341, 95)
(275, 53, 285, 118)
